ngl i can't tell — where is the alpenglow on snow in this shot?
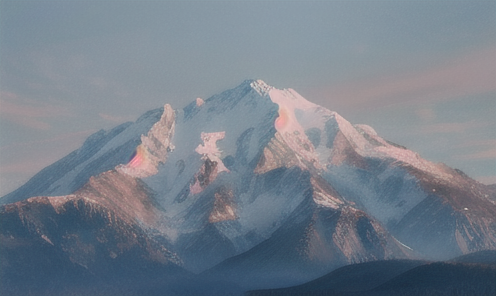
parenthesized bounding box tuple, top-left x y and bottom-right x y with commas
(1, 80, 495, 295)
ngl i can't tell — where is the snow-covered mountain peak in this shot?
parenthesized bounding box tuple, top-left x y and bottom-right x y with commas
(263, 87, 324, 171)
(2, 80, 496, 294)
(116, 104, 175, 178)
(250, 79, 273, 96)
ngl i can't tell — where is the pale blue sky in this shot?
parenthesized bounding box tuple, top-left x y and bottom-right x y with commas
(1, 1, 495, 195)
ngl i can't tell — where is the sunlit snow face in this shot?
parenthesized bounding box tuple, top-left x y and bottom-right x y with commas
(275, 107, 289, 130)
(128, 145, 147, 168)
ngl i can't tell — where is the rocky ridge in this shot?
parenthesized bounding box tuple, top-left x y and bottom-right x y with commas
(1, 79, 495, 294)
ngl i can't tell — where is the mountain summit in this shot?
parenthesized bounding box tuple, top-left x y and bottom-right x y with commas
(1, 80, 495, 294)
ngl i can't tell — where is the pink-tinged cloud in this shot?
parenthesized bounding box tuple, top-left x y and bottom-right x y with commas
(0, 91, 73, 130)
(476, 175, 496, 185)
(458, 148, 496, 161)
(0, 129, 95, 154)
(0, 129, 95, 195)
(415, 107, 436, 122)
(1, 161, 53, 174)
(418, 120, 491, 135)
(455, 139, 496, 149)
(451, 139, 496, 161)
(316, 46, 496, 109)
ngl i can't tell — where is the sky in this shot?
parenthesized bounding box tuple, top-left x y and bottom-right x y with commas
(0, 0, 495, 196)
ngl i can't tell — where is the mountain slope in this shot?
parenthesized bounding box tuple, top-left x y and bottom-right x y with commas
(0, 190, 187, 296)
(0, 108, 164, 206)
(1, 79, 495, 294)
(205, 198, 410, 290)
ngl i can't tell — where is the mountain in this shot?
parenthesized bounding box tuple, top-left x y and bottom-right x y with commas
(1, 80, 495, 294)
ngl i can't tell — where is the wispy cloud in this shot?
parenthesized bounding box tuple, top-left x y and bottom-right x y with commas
(318, 46, 496, 109)
(26, 49, 130, 97)
(418, 120, 491, 135)
(0, 91, 73, 130)
(452, 139, 496, 162)
(476, 175, 496, 185)
(415, 107, 436, 122)
(455, 139, 496, 149)
(0, 129, 95, 195)
(0, 129, 95, 153)
(458, 148, 496, 160)
(98, 113, 134, 123)
(1, 160, 52, 174)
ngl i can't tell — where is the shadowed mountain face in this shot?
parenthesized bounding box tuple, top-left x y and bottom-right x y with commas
(1, 80, 495, 294)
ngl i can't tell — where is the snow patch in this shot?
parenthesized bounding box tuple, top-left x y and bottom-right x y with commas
(189, 132, 230, 195)
(41, 234, 54, 246)
(195, 132, 229, 174)
(393, 237, 413, 251)
(354, 124, 378, 136)
(267, 88, 322, 170)
(250, 79, 273, 96)
(47, 194, 78, 213)
(117, 104, 175, 178)
(332, 112, 453, 181)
